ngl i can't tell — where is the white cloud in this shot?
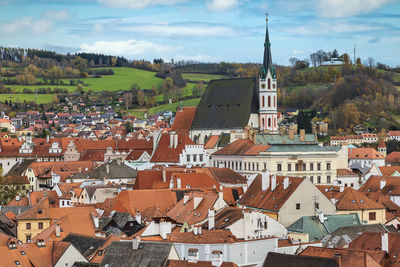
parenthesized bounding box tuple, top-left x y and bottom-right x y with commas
(317, 0, 394, 18)
(79, 39, 174, 57)
(292, 50, 304, 54)
(284, 21, 382, 36)
(206, 0, 239, 11)
(97, 0, 185, 9)
(0, 9, 69, 35)
(117, 23, 239, 38)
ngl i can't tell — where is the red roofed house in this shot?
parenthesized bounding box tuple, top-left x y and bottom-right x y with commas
(151, 132, 209, 166)
(171, 107, 197, 134)
(240, 171, 336, 227)
(348, 147, 385, 169)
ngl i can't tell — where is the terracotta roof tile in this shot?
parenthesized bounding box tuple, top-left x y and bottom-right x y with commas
(213, 139, 255, 155)
(336, 169, 358, 176)
(317, 186, 384, 210)
(348, 148, 384, 159)
(171, 107, 197, 134)
(240, 175, 304, 212)
(204, 135, 219, 149)
(385, 151, 400, 163)
(150, 133, 195, 163)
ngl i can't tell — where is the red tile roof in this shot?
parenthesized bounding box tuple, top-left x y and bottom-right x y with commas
(348, 148, 384, 159)
(171, 107, 197, 134)
(336, 168, 358, 177)
(170, 173, 220, 189)
(204, 135, 219, 149)
(300, 246, 386, 267)
(385, 151, 400, 163)
(240, 175, 304, 212)
(317, 186, 384, 210)
(360, 176, 400, 196)
(213, 139, 255, 155)
(112, 190, 178, 216)
(377, 166, 400, 176)
(150, 133, 195, 163)
(168, 229, 237, 243)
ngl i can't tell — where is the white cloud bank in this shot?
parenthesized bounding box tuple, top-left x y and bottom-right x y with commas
(206, 0, 238, 11)
(118, 22, 239, 38)
(79, 39, 174, 57)
(0, 9, 68, 35)
(98, 0, 185, 9)
(317, 0, 394, 18)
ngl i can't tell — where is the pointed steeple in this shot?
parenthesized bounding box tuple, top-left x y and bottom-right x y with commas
(261, 12, 275, 79)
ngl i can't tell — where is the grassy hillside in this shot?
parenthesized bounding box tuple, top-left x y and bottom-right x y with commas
(3, 67, 164, 92)
(182, 73, 228, 82)
(0, 94, 54, 104)
(148, 98, 201, 115)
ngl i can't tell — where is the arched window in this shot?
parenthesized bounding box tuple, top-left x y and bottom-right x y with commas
(262, 118, 265, 128)
(274, 96, 276, 107)
(262, 96, 265, 107)
(268, 118, 271, 128)
(268, 96, 271, 107)
(268, 79, 271, 89)
(274, 118, 277, 128)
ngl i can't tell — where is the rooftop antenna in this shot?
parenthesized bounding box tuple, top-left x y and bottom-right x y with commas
(353, 44, 356, 65)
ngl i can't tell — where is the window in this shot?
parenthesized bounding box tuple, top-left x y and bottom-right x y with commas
(268, 96, 271, 107)
(26, 223, 31, 230)
(26, 235, 31, 243)
(264, 221, 268, 229)
(326, 163, 331, 170)
(317, 176, 321, 183)
(327, 176, 331, 184)
(296, 203, 301, 210)
(277, 164, 282, 171)
(310, 176, 314, 183)
(287, 164, 292, 171)
(262, 96, 265, 107)
(264, 163, 267, 170)
(369, 212, 376, 221)
(351, 183, 354, 187)
(199, 154, 203, 162)
(315, 202, 319, 210)
(310, 163, 314, 171)
(302, 164, 306, 171)
(317, 163, 321, 171)
(193, 155, 197, 162)
(268, 118, 271, 128)
(295, 164, 299, 171)
(186, 155, 190, 162)
(38, 222, 43, 229)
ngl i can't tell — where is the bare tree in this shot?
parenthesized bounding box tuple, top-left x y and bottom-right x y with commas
(289, 57, 298, 67)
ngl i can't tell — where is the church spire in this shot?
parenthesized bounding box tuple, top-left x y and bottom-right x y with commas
(261, 12, 274, 79)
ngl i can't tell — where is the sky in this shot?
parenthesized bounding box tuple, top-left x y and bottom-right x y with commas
(0, 0, 400, 66)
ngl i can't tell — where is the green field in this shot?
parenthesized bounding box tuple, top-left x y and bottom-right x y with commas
(182, 73, 228, 82)
(3, 67, 164, 92)
(0, 94, 53, 104)
(147, 98, 201, 115)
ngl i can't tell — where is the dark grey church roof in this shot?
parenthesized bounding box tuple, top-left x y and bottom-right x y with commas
(63, 233, 106, 258)
(101, 241, 172, 267)
(191, 78, 259, 130)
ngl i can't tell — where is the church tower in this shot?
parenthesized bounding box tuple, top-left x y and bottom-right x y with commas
(259, 13, 278, 133)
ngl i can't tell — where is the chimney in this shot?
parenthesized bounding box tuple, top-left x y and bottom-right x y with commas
(160, 220, 167, 239)
(211, 251, 223, 267)
(132, 237, 141, 250)
(169, 133, 174, 148)
(193, 196, 203, 210)
(193, 226, 198, 235)
(380, 180, 386, 190)
(46, 135, 50, 143)
(92, 214, 99, 228)
(162, 169, 166, 182)
(283, 177, 289, 190)
(300, 129, 305, 142)
(261, 170, 270, 191)
(208, 209, 215, 230)
(183, 194, 189, 204)
(289, 129, 294, 140)
(55, 224, 61, 237)
(382, 232, 389, 253)
(339, 186, 344, 192)
(271, 175, 277, 191)
(333, 253, 342, 267)
(176, 178, 181, 189)
(135, 211, 141, 224)
(106, 163, 110, 174)
(174, 134, 178, 149)
(198, 226, 202, 235)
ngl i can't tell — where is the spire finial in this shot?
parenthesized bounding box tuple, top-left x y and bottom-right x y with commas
(266, 12, 269, 22)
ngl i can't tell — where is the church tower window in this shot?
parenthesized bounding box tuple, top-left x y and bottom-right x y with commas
(268, 96, 271, 107)
(262, 96, 265, 107)
(268, 79, 271, 89)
